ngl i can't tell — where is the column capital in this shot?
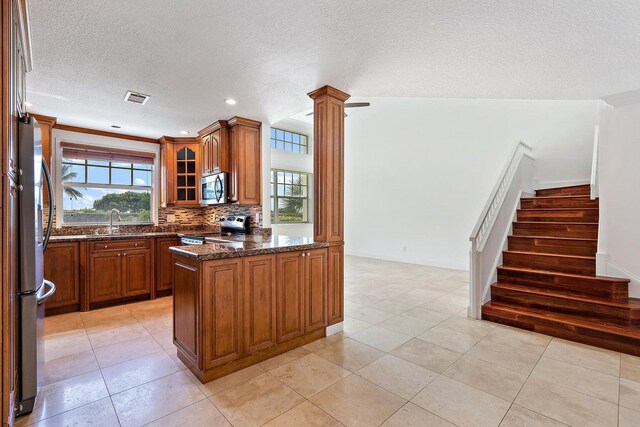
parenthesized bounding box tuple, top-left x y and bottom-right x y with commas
(307, 85, 350, 102)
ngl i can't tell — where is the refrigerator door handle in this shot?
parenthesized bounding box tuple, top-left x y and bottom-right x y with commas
(42, 159, 54, 251)
(37, 280, 56, 305)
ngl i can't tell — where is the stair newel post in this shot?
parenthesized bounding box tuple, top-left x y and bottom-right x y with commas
(308, 85, 350, 328)
(469, 241, 482, 320)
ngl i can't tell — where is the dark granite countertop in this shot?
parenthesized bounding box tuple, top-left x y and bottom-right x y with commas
(48, 230, 214, 243)
(169, 235, 328, 260)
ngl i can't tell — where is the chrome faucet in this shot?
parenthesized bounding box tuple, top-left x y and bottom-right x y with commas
(109, 209, 122, 234)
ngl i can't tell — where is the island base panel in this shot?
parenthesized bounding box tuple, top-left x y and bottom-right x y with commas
(177, 328, 325, 383)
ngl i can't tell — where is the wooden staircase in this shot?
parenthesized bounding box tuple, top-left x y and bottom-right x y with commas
(482, 184, 640, 356)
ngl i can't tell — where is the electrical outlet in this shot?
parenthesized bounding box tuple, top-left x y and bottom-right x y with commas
(167, 214, 176, 223)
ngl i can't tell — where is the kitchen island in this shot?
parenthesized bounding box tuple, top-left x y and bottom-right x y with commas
(169, 235, 341, 383)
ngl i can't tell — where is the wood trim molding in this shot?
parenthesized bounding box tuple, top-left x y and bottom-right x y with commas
(308, 85, 350, 102)
(227, 116, 261, 128)
(30, 113, 56, 127)
(54, 124, 159, 144)
(198, 120, 229, 137)
(158, 136, 199, 144)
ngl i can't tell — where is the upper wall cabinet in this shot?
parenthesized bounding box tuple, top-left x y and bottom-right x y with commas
(228, 117, 262, 205)
(198, 116, 262, 206)
(159, 137, 201, 206)
(198, 120, 229, 177)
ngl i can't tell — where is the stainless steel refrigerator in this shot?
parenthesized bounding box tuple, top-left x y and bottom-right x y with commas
(17, 115, 56, 415)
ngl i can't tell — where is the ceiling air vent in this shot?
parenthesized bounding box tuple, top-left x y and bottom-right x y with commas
(124, 91, 150, 105)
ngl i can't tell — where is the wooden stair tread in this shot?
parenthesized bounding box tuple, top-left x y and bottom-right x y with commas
(510, 236, 597, 242)
(518, 208, 600, 212)
(521, 195, 595, 200)
(503, 250, 595, 261)
(515, 221, 599, 225)
(497, 265, 630, 283)
(493, 282, 640, 309)
(483, 301, 640, 339)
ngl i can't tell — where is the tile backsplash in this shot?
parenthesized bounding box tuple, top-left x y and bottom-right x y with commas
(49, 204, 266, 236)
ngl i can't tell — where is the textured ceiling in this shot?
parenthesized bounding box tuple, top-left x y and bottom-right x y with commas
(26, 0, 640, 138)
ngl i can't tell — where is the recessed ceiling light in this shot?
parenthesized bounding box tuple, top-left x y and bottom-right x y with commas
(111, 125, 121, 129)
(25, 102, 32, 107)
(225, 98, 237, 105)
(180, 130, 189, 135)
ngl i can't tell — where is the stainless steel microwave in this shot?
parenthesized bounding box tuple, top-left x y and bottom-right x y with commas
(201, 172, 227, 205)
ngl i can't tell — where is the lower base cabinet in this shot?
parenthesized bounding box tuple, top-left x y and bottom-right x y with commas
(44, 242, 82, 315)
(174, 247, 330, 383)
(156, 237, 180, 295)
(243, 255, 277, 354)
(327, 244, 345, 325)
(88, 239, 153, 305)
(203, 258, 243, 370)
(276, 252, 305, 343)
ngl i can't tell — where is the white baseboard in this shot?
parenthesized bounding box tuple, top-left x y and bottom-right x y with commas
(597, 255, 640, 298)
(326, 322, 343, 336)
(534, 179, 590, 190)
(344, 250, 468, 271)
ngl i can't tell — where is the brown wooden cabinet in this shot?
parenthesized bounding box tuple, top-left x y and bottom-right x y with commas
(87, 239, 152, 304)
(276, 252, 305, 343)
(228, 117, 262, 205)
(305, 249, 328, 333)
(121, 250, 153, 297)
(156, 237, 179, 295)
(173, 248, 330, 383)
(88, 251, 122, 303)
(327, 244, 344, 325)
(160, 137, 201, 206)
(202, 258, 243, 370)
(199, 121, 230, 177)
(276, 249, 327, 339)
(243, 255, 276, 354)
(201, 134, 211, 176)
(44, 242, 81, 315)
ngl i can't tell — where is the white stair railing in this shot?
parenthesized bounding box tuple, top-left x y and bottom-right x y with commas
(469, 141, 534, 319)
(590, 125, 600, 200)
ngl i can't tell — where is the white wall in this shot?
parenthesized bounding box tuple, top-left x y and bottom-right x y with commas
(344, 98, 599, 270)
(269, 118, 314, 237)
(597, 102, 640, 297)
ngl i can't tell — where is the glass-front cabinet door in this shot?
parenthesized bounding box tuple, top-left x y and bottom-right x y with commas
(175, 145, 198, 203)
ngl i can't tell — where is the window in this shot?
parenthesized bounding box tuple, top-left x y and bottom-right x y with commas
(270, 128, 308, 154)
(59, 143, 154, 225)
(270, 169, 310, 223)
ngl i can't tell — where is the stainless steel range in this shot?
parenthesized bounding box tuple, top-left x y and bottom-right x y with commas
(180, 215, 249, 245)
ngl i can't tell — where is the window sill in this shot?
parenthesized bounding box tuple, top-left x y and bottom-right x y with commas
(60, 222, 154, 227)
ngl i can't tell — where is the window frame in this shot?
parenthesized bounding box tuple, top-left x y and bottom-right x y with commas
(53, 136, 160, 228)
(270, 168, 311, 224)
(270, 128, 309, 154)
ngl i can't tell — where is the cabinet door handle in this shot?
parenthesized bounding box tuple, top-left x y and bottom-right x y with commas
(123, 253, 127, 256)
(307, 252, 311, 256)
(104, 245, 108, 249)
(118, 253, 121, 257)
(301, 253, 306, 257)
(134, 243, 138, 247)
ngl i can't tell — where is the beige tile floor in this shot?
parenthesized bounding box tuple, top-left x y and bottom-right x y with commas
(16, 256, 640, 427)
